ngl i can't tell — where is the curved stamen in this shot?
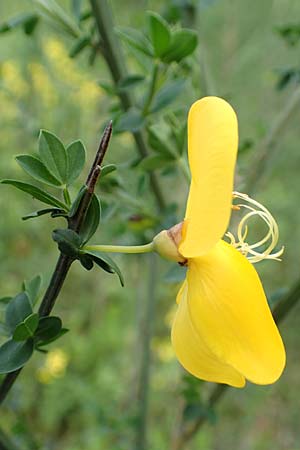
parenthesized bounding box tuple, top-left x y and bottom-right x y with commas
(226, 191, 284, 263)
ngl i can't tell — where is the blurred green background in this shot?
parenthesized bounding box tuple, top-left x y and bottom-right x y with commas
(1, 0, 300, 449)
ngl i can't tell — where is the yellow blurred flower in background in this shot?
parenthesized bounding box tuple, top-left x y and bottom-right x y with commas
(36, 348, 69, 384)
(1, 61, 28, 98)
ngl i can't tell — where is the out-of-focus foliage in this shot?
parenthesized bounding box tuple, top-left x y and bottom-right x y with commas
(0, 1, 300, 450)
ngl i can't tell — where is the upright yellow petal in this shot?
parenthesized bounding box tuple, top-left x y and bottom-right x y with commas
(187, 240, 286, 385)
(179, 97, 238, 258)
(172, 278, 245, 387)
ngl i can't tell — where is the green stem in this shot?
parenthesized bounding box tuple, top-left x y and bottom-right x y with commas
(89, 0, 166, 211)
(135, 253, 157, 450)
(63, 187, 71, 208)
(245, 85, 300, 195)
(142, 63, 160, 116)
(177, 157, 191, 183)
(83, 242, 154, 254)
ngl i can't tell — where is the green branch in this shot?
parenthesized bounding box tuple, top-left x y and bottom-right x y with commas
(89, 0, 166, 211)
(245, 85, 300, 195)
(0, 123, 113, 405)
(135, 253, 157, 450)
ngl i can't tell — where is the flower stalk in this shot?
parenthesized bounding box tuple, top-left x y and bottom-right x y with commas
(83, 242, 154, 254)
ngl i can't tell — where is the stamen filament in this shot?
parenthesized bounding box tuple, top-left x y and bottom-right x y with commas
(226, 191, 284, 263)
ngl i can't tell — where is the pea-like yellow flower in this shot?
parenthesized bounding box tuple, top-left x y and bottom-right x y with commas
(165, 97, 285, 387)
(84, 96, 286, 387)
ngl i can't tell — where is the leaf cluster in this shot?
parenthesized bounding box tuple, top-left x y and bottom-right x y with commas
(0, 276, 67, 373)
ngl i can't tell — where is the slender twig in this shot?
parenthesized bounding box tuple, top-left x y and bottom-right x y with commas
(142, 63, 160, 116)
(245, 85, 300, 195)
(135, 254, 157, 450)
(171, 278, 300, 450)
(89, 0, 166, 211)
(86, 120, 112, 186)
(0, 123, 113, 406)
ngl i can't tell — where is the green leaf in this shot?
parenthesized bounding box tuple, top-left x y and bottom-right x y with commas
(34, 0, 81, 38)
(13, 313, 39, 341)
(151, 79, 186, 113)
(52, 228, 83, 257)
(5, 292, 33, 334)
(17, 327, 28, 346)
(23, 14, 39, 34)
(69, 185, 87, 217)
(80, 194, 101, 244)
(23, 275, 42, 306)
(101, 164, 117, 178)
(69, 34, 90, 58)
(147, 12, 171, 57)
(22, 207, 67, 220)
(35, 316, 62, 341)
(0, 297, 12, 305)
(66, 140, 86, 185)
(148, 126, 176, 157)
(0, 12, 39, 34)
(116, 27, 154, 57)
(139, 155, 173, 171)
(39, 130, 68, 184)
(79, 254, 94, 270)
(162, 29, 198, 63)
(116, 108, 145, 132)
(36, 328, 68, 347)
(276, 24, 300, 46)
(0, 339, 34, 373)
(118, 74, 145, 90)
(0, 323, 9, 336)
(16, 154, 61, 187)
(98, 81, 117, 96)
(72, 0, 82, 21)
(1, 179, 68, 209)
(84, 249, 124, 286)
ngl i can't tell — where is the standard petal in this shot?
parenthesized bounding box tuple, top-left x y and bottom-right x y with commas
(172, 279, 245, 387)
(179, 97, 238, 258)
(187, 240, 286, 385)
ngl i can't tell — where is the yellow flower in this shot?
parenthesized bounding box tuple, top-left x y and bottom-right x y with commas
(36, 348, 68, 384)
(169, 97, 285, 388)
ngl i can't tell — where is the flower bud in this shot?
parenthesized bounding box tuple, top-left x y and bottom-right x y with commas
(152, 222, 186, 263)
